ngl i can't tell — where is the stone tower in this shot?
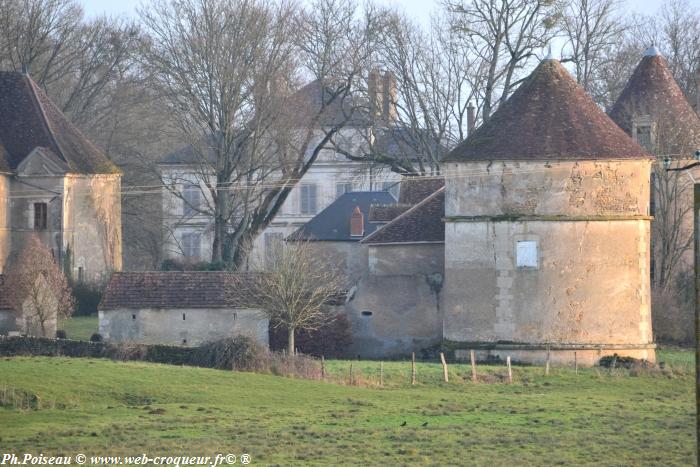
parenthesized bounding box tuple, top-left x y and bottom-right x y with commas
(441, 58, 655, 366)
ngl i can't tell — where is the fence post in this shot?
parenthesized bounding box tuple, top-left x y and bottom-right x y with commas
(321, 355, 326, 381)
(507, 356, 513, 384)
(380, 361, 384, 387)
(470, 350, 477, 382)
(574, 351, 578, 376)
(411, 352, 416, 385)
(440, 352, 449, 383)
(545, 344, 551, 376)
(349, 363, 354, 386)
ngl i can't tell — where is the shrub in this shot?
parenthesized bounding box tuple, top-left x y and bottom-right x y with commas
(191, 336, 263, 370)
(598, 354, 653, 369)
(55, 330, 67, 339)
(71, 283, 103, 316)
(269, 314, 352, 358)
(90, 333, 102, 343)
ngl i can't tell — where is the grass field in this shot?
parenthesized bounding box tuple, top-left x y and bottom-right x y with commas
(58, 315, 98, 341)
(0, 351, 694, 466)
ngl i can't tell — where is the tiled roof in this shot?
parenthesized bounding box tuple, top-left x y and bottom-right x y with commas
(609, 50, 700, 147)
(0, 275, 11, 310)
(287, 191, 396, 242)
(443, 59, 650, 162)
(100, 272, 263, 310)
(362, 187, 445, 244)
(368, 203, 412, 222)
(0, 72, 119, 174)
(398, 177, 445, 204)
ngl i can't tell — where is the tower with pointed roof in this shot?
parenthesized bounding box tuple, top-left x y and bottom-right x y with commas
(441, 58, 655, 365)
(609, 48, 700, 344)
(609, 46, 700, 153)
(0, 71, 122, 282)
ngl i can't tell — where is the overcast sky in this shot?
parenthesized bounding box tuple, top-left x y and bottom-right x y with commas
(79, 0, 675, 23)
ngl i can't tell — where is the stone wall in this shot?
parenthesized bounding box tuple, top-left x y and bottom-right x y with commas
(344, 243, 444, 358)
(0, 310, 17, 334)
(99, 307, 269, 347)
(443, 160, 654, 365)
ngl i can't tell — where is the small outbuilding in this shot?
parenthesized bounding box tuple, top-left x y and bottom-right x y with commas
(99, 272, 269, 347)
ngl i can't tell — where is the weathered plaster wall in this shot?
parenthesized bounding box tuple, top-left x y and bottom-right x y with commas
(99, 307, 269, 347)
(9, 175, 65, 263)
(0, 175, 10, 273)
(63, 175, 122, 283)
(443, 160, 654, 364)
(445, 160, 651, 217)
(345, 243, 444, 358)
(307, 241, 368, 286)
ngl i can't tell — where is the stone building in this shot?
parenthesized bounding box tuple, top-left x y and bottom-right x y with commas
(289, 177, 445, 357)
(0, 71, 122, 283)
(441, 58, 655, 365)
(99, 272, 268, 347)
(609, 47, 700, 344)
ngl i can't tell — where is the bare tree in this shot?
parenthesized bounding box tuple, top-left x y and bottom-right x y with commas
(144, 0, 376, 268)
(5, 235, 74, 337)
(444, 0, 562, 121)
(560, 0, 627, 94)
(253, 241, 344, 355)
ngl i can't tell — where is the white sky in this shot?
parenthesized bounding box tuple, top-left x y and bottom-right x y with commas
(80, 0, 674, 22)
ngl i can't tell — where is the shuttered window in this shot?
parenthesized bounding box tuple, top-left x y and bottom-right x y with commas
(34, 202, 47, 230)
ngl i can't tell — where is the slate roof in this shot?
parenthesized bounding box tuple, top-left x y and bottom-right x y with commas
(443, 59, 650, 162)
(100, 272, 263, 310)
(362, 187, 445, 244)
(609, 49, 700, 147)
(287, 191, 396, 242)
(0, 275, 11, 310)
(0, 72, 119, 174)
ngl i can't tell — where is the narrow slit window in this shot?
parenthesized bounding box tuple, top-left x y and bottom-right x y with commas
(34, 202, 47, 230)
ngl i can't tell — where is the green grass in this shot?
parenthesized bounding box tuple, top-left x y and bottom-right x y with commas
(0, 352, 694, 466)
(58, 315, 98, 341)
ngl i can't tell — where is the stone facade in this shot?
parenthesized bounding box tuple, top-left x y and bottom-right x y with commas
(99, 308, 268, 347)
(344, 243, 444, 358)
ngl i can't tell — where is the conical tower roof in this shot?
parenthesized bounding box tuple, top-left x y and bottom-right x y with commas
(609, 47, 700, 148)
(443, 59, 649, 162)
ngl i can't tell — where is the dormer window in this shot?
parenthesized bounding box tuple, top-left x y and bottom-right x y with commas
(632, 117, 655, 151)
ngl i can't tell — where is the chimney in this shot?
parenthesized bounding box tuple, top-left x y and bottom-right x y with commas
(350, 206, 364, 237)
(382, 71, 397, 123)
(368, 69, 381, 120)
(467, 102, 476, 135)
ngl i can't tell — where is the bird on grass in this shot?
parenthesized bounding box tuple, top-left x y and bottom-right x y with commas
(400, 421, 407, 426)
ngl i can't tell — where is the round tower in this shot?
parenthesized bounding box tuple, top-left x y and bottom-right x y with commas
(442, 58, 655, 366)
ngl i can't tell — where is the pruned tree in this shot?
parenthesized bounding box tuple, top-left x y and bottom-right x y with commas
(143, 0, 377, 268)
(5, 235, 74, 337)
(253, 241, 344, 355)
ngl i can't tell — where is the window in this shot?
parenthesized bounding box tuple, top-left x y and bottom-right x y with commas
(650, 172, 656, 216)
(34, 202, 47, 230)
(182, 184, 201, 217)
(264, 232, 284, 263)
(182, 232, 201, 259)
(300, 184, 318, 214)
(516, 240, 538, 269)
(336, 182, 353, 199)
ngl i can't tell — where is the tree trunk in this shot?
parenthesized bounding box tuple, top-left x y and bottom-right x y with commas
(288, 326, 295, 356)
